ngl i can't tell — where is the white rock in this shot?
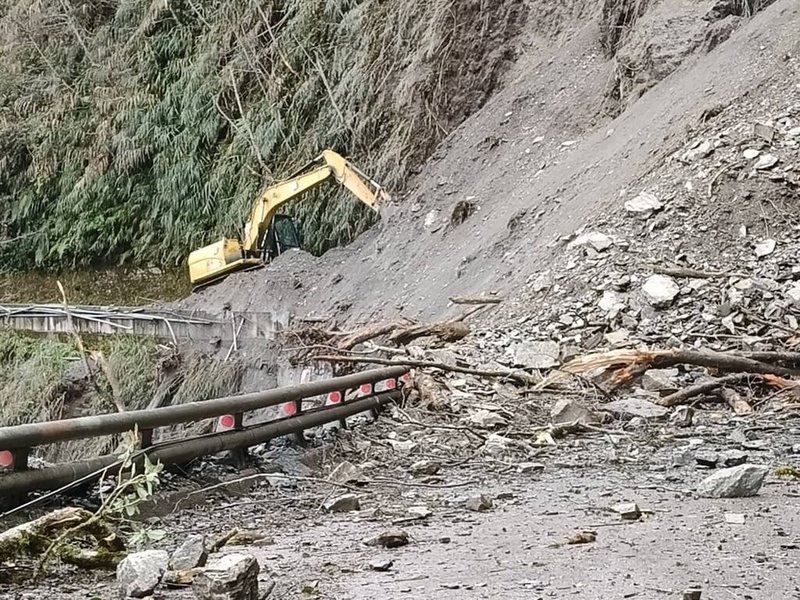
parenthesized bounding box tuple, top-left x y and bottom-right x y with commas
(754, 154, 778, 170)
(568, 231, 614, 252)
(550, 398, 598, 426)
(682, 140, 713, 162)
(192, 553, 260, 600)
(641, 368, 679, 392)
(483, 434, 510, 456)
(598, 290, 625, 313)
(754, 238, 776, 258)
(323, 493, 361, 513)
(743, 148, 760, 160)
(642, 275, 680, 307)
(696, 464, 768, 498)
(624, 192, 663, 216)
(786, 282, 800, 304)
(725, 513, 746, 525)
(466, 409, 507, 429)
(788, 126, 800, 137)
(510, 341, 560, 369)
(117, 550, 169, 598)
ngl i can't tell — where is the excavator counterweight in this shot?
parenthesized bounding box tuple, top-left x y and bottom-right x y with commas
(187, 150, 388, 289)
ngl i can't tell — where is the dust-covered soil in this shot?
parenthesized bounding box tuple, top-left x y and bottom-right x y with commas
(5, 397, 799, 600)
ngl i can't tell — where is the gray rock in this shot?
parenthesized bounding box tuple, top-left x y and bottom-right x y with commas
(328, 461, 365, 484)
(465, 494, 493, 512)
(409, 460, 440, 476)
(192, 553, 260, 600)
(754, 238, 776, 258)
(466, 409, 507, 428)
(550, 398, 599, 425)
(601, 398, 669, 420)
(368, 557, 394, 572)
(612, 502, 641, 520)
(642, 368, 679, 392)
(683, 589, 702, 600)
(624, 192, 663, 216)
(720, 450, 748, 468)
(670, 406, 694, 428)
(517, 462, 546, 474)
(117, 550, 169, 598)
(753, 154, 778, 170)
(323, 493, 361, 513)
(694, 452, 719, 468)
(696, 464, 769, 498)
(642, 275, 680, 307)
(362, 530, 409, 548)
(511, 341, 560, 369)
(568, 231, 614, 252)
(681, 140, 713, 162)
(171, 535, 208, 571)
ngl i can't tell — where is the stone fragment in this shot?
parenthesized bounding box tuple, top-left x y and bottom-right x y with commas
(624, 192, 663, 216)
(754, 238, 776, 258)
(550, 398, 599, 426)
(641, 368, 679, 392)
(511, 341, 560, 369)
(598, 290, 624, 313)
(682, 140, 713, 162)
(753, 154, 778, 170)
(170, 535, 208, 571)
(117, 550, 169, 598)
(612, 502, 641, 520)
(466, 409, 507, 428)
(694, 452, 719, 468)
(696, 464, 768, 498)
(369, 557, 394, 572)
(568, 231, 614, 252)
(328, 461, 365, 484)
(323, 493, 361, 513)
(725, 513, 746, 525)
(192, 553, 260, 600)
(409, 460, 440, 476)
(642, 275, 680, 307)
(743, 148, 760, 159)
(362, 530, 409, 549)
(720, 450, 748, 467)
(683, 589, 702, 600)
(465, 494, 493, 512)
(601, 398, 669, 420)
(517, 462, 545, 474)
(670, 406, 694, 428)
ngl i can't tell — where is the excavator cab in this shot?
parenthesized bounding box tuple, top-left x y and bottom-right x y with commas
(263, 214, 302, 260)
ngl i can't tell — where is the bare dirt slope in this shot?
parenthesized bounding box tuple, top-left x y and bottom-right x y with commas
(182, 0, 799, 329)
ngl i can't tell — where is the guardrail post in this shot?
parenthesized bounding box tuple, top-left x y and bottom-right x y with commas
(140, 429, 153, 449)
(292, 400, 305, 445)
(229, 413, 247, 467)
(12, 448, 29, 472)
(338, 390, 349, 430)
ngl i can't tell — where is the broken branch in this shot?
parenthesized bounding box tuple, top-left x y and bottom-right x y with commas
(655, 373, 761, 407)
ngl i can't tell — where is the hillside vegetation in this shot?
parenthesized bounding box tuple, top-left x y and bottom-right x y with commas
(0, 0, 524, 272)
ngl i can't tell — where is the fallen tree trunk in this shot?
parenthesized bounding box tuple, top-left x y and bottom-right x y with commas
(337, 321, 408, 350)
(389, 321, 471, 346)
(313, 355, 540, 386)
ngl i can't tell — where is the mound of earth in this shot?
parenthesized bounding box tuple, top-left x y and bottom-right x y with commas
(179, 0, 799, 333)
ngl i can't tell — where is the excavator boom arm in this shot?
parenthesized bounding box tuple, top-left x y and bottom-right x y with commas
(241, 150, 388, 251)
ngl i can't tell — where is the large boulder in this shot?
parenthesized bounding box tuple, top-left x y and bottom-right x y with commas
(192, 553, 260, 600)
(117, 550, 169, 598)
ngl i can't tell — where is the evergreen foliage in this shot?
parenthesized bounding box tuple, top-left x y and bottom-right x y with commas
(0, 0, 523, 271)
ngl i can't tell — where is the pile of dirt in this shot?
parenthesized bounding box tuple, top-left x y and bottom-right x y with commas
(181, 0, 798, 333)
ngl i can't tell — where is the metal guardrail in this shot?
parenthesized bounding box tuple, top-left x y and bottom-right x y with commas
(0, 366, 410, 497)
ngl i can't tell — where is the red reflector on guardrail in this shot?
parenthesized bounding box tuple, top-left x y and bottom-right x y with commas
(218, 414, 235, 430)
(0, 450, 13, 468)
(327, 391, 342, 404)
(281, 402, 297, 416)
(360, 383, 372, 394)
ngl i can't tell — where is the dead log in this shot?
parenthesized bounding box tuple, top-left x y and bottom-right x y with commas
(313, 355, 540, 386)
(337, 321, 407, 350)
(0, 507, 124, 566)
(718, 387, 753, 414)
(389, 321, 471, 346)
(650, 349, 800, 378)
(655, 373, 761, 407)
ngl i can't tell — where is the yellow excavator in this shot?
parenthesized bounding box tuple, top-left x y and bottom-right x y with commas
(187, 150, 389, 288)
